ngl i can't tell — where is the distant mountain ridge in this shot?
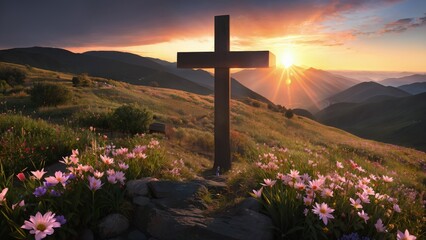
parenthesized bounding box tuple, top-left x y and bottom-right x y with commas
(316, 93, 426, 151)
(0, 47, 272, 104)
(85, 50, 272, 104)
(326, 81, 410, 104)
(379, 74, 426, 87)
(398, 82, 426, 95)
(232, 66, 360, 112)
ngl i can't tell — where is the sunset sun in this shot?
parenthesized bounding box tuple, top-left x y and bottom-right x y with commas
(280, 52, 294, 68)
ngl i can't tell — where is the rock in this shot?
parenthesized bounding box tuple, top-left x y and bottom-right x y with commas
(80, 228, 94, 240)
(98, 214, 129, 239)
(193, 178, 228, 193)
(201, 209, 274, 240)
(237, 197, 261, 212)
(149, 181, 207, 209)
(134, 203, 207, 240)
(148, 181, 204, 199)
(133, 196, 150, 207)
(126, 177, 158, 197)
(127, 230, 147, 240)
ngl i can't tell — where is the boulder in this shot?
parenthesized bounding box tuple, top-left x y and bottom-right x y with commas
(133, 196, 150, 207)
(127, 230, 148, 240)
(98, 213, 129, 239)
(126, 177, 158, 198)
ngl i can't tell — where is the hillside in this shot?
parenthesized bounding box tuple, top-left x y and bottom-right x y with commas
(398, 82, 426, 95)
(84, 50, 273, 104)
(379, 74, 426, 87)
(1, 61, 424, 186)
(0, 47, 273, 105)
(0, 47, 213, 95)
(1, 62, 425, 238)
(326, 81, 410, 104)
(232, 66, 359, 112)
(316, 93, 426, 151)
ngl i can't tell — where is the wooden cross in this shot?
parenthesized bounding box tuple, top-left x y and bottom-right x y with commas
(177, 15, 275, 171)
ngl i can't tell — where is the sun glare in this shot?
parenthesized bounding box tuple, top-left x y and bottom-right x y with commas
(280, 52, 294, 68)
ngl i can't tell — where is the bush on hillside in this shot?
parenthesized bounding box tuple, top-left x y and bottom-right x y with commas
(0, 80, 11, 93)
(0, 66, 27, 86)
(30, 83, 72, 107)
(285, 109, 294, 119)
(111, 104, 153, 134)
(72, 74, 92, 87)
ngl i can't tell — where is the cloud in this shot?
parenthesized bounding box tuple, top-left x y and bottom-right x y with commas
(379, 14, 426, 33)
(0, 0, 402, 49)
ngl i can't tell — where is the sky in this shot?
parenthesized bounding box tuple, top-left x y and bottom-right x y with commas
(0, 0, 425, 72)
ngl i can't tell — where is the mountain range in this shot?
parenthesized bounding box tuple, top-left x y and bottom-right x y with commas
(326, 81, 410, 104)
(398, 82, 426, 95)
(0, 47, 271, 104)
(232, 66, 360, 112)
(379, 74, 426, 87)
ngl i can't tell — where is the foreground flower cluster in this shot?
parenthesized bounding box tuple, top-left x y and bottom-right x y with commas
(251, 150, 422, 240)
(0, 138, 163, 239)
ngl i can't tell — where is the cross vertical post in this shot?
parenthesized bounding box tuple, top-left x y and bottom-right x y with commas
(214, 15, 231, 171)
(177, 15, 275, 172)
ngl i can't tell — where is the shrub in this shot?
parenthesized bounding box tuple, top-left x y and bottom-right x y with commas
(72, 74, 92, 87)
(111, 104, 153, 134)
(0, 66, 27, 86)
(30, 83, 72, 107)
(0, 80, 11, 93)
(285, 109, 294, 119)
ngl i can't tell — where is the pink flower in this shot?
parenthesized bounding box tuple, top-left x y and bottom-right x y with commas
(393, 204, 401, 213)
(114, 171, 126, 184)
(312, 202, 335, 225)
(303, 196, 313, 206)
(321, 188, 334, 198)
(294, 182, 306, 191)
(288, 169, 300, 179)
(16, 172, 26, 181)
(118, 163, 129, 170)
(12, 200, 25, 210)
(31, 169, 47, 180)
(45, 171, 69, 187)
(71, 149, 79, 156)
(261, 179, 276, 187)
(357, 210, 369, 223)
(0, 188, 9, 205)
(88, 176, 103, 191)
(308, 179, 324, 192)
(397, 230, 416, 240)
(251, 188, 263, 198)
(100, 155, 114, 165)
(107, 175, 117, 184)
(21, 211, 61, 240)
(336, 161, 344, 169)
(375, 219, 386, 232)
(93, 171, 104, 178)
(350, 198, 363, 209)
(382, 175, 393, 183)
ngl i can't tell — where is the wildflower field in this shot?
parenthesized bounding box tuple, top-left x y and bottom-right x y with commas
(242, 145, 424, 239)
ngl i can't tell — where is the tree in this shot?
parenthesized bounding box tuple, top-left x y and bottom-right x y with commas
(30, 83, 72, 107)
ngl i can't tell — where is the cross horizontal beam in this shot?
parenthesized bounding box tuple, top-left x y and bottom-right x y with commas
(177, 51, 275, 68)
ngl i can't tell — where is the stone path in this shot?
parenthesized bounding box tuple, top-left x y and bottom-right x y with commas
(93, 177, 274, 240)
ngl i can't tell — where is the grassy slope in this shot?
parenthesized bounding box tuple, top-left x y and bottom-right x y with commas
(1, 62, 425, 193)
